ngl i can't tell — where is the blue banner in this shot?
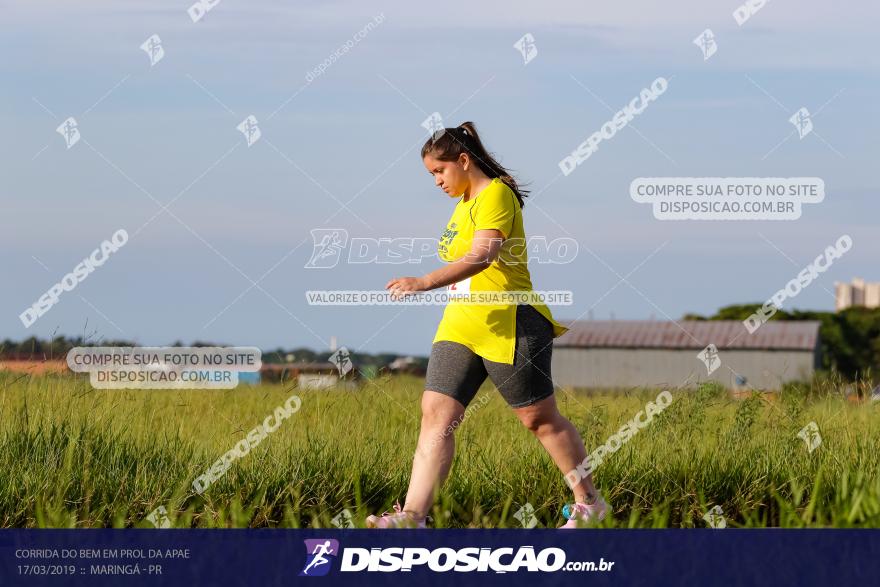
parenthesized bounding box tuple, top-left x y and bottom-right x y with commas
(1, 529, 877, 586)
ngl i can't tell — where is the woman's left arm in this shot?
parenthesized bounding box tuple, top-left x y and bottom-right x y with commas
(386, 229, 503, 298)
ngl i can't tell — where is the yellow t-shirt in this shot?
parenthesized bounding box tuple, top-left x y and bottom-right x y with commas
(432, 177, 570, 364)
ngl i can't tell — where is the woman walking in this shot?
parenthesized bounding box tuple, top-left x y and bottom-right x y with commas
(369, 122, 608, 528)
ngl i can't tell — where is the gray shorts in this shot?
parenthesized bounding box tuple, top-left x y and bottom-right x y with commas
(425, 304, 556, 408)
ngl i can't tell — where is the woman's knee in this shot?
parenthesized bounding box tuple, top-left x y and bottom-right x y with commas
(421, 390, 465, 430)
(515, 396, 563, 434)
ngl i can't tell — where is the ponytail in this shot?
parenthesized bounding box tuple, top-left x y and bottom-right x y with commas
(421, 121, 529, 208)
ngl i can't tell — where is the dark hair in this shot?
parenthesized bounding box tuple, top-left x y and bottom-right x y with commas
(421, 121, 529, 209)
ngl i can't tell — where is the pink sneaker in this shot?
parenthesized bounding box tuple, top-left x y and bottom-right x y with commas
(558, 497, 609, 528)
(365, 501, 427, 528)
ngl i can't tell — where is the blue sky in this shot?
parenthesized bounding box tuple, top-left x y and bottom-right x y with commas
(2, 0, 877, 356)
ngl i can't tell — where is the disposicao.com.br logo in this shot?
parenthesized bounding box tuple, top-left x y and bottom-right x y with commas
(300, 539, 340, 577)
(299, 540, 614, 575)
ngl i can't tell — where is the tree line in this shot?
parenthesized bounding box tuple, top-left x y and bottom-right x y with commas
(0, 336, 428, 371)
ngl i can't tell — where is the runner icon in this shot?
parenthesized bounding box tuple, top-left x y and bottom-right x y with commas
(302, 540, 335, 575)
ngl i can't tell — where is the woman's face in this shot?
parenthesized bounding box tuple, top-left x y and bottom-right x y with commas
(423, 153, 469, 197)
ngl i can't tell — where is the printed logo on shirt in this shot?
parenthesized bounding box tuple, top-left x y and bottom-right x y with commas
(438, 222, 459, 257)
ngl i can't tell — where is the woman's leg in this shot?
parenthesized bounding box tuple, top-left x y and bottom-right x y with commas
(512, 394, 600, 504)
(485, 305, 601, 505)
(402, 390, 466, 519)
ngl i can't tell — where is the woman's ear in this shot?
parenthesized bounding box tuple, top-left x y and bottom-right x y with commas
(459, 152, 469, 171)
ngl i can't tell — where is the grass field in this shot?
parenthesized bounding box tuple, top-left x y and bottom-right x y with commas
(1, 371, 879, 528)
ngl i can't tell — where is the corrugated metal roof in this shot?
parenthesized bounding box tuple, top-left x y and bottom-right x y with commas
(554, 320, 820, 351)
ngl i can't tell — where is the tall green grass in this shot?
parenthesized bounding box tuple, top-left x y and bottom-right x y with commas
(1, 372, 879, 528)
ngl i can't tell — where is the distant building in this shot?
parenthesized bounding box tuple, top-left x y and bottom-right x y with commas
(387, 356, 427, 376)
(260, 361, 359, 389)
(552, 320, 820, 391)
(835, 278, 880, 311)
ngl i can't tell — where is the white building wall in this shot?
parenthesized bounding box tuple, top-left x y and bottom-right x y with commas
(866, 283, 880, 308)
(835, 278, 880, 310)
(551, 348, 816, 391)
(835, 282, 853, 312)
